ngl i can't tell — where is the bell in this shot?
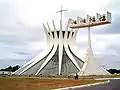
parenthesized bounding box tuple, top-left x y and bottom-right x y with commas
(102, 15, 106, 21)
(99, 17, 102, 21)
(74, 21, 77, 24)
(83, 19, 86, 23)
(92, 16, 96, 22)
(89, 17, 92, 23)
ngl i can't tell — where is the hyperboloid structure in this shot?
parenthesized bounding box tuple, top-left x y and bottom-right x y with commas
(13, 9, 111, 76)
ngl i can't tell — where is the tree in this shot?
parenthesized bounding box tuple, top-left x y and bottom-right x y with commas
(107, 69, 120, 74)
(0, 65, 20, 72)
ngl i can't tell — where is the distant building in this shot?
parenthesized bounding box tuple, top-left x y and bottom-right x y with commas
(0, 71, 12, 75)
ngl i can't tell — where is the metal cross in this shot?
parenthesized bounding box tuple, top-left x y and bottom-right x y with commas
(56, 6, 67, 30)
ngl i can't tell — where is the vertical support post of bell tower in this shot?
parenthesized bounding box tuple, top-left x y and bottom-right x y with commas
(87, 25, 93, 59)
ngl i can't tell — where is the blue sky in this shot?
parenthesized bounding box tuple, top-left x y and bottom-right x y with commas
(0, 0, 120, 69)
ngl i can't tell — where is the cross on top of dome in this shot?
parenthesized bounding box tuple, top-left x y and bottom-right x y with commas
(56, 6, 67, 30)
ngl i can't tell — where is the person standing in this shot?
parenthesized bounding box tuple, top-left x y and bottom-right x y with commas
(76, 73, 78, 80)
(74, 73, 78, 80)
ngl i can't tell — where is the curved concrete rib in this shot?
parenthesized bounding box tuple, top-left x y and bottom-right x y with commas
(52, 20, 58, 39)
(64, 29, 81, 72)
(18, 36, 54, 75)
(18, 44, 54, 75)
(13, 42, 53, 75)
(68, 29, 86, 63)
(35, 21, 59, 75)
(64, 43, 81, 72)
(18, 23, 55, 75)
(47, 22, 53, 40)
(58, 43, 63, 75)
(58, 20, 63, 75)
(43, 24, 49, 42)
(13, 48, 50, 75)
(12, 58, 35, 74)
(53, 20, 62, 75)
(13, 24, 51, 75)
(35, 44, 58, 75)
